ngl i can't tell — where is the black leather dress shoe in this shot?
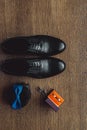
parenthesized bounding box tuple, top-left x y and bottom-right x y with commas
(1, 58, 66, 78)
(1, 35, 66, 56)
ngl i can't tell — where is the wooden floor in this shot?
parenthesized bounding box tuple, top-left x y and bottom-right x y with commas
(0, 0, 87, 130)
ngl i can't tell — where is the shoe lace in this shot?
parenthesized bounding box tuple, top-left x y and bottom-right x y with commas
(27, 61, 41, 73)
(29, 42, 42, 52)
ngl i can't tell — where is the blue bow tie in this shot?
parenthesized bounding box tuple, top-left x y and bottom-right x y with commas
(11, 84, 23, 110)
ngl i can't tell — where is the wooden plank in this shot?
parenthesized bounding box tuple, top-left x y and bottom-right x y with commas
(0, 0, 86, 130)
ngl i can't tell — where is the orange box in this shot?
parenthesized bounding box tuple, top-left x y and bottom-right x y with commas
(48, 90, 64, 107)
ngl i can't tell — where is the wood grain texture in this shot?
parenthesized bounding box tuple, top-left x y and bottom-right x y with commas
(0, 0, 87, 130)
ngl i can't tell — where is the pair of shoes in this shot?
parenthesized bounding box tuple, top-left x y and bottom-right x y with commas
(1, 35, 66, 78)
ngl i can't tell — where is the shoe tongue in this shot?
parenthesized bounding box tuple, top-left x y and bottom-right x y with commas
(40, 60, 49, 72)
(40, 41, 49, 53)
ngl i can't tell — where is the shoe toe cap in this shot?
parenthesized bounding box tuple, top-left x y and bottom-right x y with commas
(58, 60, 66, 72)
(53, 59, 66, 74)
(58, 42, 66, 52)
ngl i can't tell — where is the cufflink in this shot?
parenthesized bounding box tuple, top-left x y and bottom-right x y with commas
(37, 87, 64, 112)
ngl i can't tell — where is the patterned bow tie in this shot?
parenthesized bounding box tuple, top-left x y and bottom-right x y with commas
(11, 84, 23, 110)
